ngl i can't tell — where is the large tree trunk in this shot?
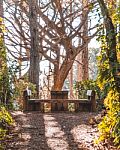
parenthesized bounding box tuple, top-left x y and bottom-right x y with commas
(52, 58, 74, 91)
(28, 0, 40, 97)
(0, 0, 3, 18)
(97, 0, 120, 92)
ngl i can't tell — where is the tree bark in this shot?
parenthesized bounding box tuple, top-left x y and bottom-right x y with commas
(69, 0, 74, 98)
(97, 0, 120, 92)
(77, 0, 89, 81)
(82, 27, 89, 80)
(28, 0, 40, 97)
(77, 52, 83, 81)
(52, 58, 75, 91)
(69, 67, 74, 98)
(0, 0, 3, 18)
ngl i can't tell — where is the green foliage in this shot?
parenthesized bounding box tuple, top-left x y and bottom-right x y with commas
(75, 80, 101, 99)
(0, 106, 13, 129)
(0, 18, 37, 108)
(0, 106, 14, 148)
(96, 1, 120, 147)
(0, 18, 11, 104)
(12, 76, 37, 109)
(98, 89, 120, 147)
(97, 45, 113, 97)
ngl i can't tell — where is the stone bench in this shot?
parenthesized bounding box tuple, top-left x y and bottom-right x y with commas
(23, 90, 96, 112)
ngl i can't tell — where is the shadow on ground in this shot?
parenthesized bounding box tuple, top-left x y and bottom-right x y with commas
(7, 111, 98, 150)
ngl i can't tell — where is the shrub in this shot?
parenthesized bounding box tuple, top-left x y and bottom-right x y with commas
(75, 80, 101, 99)
(13, 78, 36, 109)
(0, 106, 14, 148)
(98, 89, 120, 147)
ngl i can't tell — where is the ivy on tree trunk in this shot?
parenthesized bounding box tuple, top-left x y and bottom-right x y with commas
(97, 0, 120, 93)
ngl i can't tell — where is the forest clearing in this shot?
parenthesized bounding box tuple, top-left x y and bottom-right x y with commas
(0, 0, 120, 149)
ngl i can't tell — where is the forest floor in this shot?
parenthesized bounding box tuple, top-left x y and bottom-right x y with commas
(3, 111, 119, 150)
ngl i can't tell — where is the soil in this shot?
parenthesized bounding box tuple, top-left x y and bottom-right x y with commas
(3, 111, 119, 150)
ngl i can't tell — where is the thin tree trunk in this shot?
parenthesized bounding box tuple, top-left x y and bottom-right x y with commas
(82, 0, 89, 80)
(69, 67, 74, 98)
(77, 52, 83, 81)
(77, 0, 89, 81)
(19, 34, 22, 78)
(82, 25, 88, 80)
(69, 0, 74, 98)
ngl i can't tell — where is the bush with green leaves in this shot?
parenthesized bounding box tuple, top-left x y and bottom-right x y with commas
(74, 80, 101, 99)
(0, 17, 12, 105)
(12, 76, 37, 109)
(0, 106, 14, 148)
(98, 89, 120, 147)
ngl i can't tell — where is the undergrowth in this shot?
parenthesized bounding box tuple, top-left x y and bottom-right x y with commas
(98, 89, 120, 148)
(0, 106, 14, 149)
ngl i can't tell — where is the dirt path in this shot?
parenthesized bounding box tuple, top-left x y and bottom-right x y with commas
(5, 111, 118, 150)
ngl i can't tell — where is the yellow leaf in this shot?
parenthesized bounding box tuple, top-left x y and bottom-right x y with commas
(0, 17, 3, 22)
